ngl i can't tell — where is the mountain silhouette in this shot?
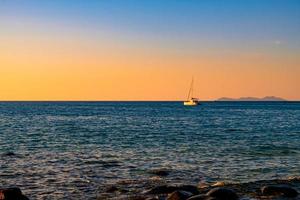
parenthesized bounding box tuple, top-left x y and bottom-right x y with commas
(217, 96, 286, 101)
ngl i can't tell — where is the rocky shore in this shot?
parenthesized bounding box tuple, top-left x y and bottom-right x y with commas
(1, 177, 299, 199)
(97, 176, 300, 200)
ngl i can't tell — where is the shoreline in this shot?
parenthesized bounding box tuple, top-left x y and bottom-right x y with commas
(95, 176, 300, 200)
(1, 176, 299, 199)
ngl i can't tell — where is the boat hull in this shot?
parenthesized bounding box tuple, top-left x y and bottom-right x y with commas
(183, 101, 199, 106)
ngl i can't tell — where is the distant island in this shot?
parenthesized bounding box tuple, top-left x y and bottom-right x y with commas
(216, 96, 286, 101)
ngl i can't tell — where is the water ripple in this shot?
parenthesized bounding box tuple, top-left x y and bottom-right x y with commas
(0, 101, 299, 199)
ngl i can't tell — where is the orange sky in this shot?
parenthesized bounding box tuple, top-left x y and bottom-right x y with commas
(1, 1, 300, 101)
(1, 30, 299, 101)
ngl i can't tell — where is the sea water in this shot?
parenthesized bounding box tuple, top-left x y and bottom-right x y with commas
(0, 101, 299, 199)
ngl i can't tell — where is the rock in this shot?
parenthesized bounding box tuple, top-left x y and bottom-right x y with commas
(167, 190, 193, 200)
(288, 176, 300, 181)
(0, 188, 29, 200)
(149, 169, 170, 177)
(149, 176, 163, 181)
(144, 185, 199, 195)
(176, 185, 199, 195)
(261, 185, 298, 197)
(145, 197, 160, 200)
(206, 187, 238, 200)
(144, 185, 178, 195)
(211, 182, 226, 187)
(104, 185, 128, 194)
(105, 186, 119, 193)
(1, 152, 16, 157)
(198, 182, 210, 189)
(187, 194, 208, 200)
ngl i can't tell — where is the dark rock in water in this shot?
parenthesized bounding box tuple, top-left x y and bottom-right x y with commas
(105, 186, 119, 193)
(261, 185, 298, 197)
(144, 185, 199, 195)
(0, 188, 29, 200)
(187, 194, 208, 200)
(144, 185, 178, 195)
(100, 195, 147, 200)
(167, 190, 193, 200)
(145, 197, 160, 200)
(206, 188, 238, 200)
(2, 152, 16, 157)
(104, 185, 128, 194)
(149, 169, 170, 177)
(176, 185, 199, 195)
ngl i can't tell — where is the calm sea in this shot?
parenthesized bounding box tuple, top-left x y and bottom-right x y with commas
(0, 101, 299, 199)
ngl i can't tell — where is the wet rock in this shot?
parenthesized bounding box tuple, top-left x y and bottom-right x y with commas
(144, 185, 178, 195)
(0, 188, 29, 200)
(1, 152, 16, 157)
(149, 169, 170, 177)
(206, 187, 238, 200)
(149, 176, 163, 181)
(288, 176, 300, 181)
(129, 196, 148, 200)
(105, 186, 119, 193)
(133, 196, 149, 200)
(176, 185, 199, 195)
(105, 185, 128, 194)
(145, 197, 160, 200)
(103, 195, 147, 200)
(261, 185, 298, 197)
(187, 194, 208, 200)
(198, 182, 210, 189)
(167, 190, 193, 200)
(145, 185, 199, 195)
(211, 182, 226, 187)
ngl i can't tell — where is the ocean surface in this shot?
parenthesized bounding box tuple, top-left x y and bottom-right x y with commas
(0, 101, 299, 199)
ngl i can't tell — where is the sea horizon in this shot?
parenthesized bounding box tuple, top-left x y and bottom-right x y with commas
(0, 100, 299, 102)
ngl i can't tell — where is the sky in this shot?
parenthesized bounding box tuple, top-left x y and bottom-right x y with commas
(0, 0, 299, 100)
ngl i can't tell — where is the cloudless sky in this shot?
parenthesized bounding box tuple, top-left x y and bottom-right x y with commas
(0, 0, 299, 100)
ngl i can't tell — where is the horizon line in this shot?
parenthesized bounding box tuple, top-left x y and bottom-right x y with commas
(0, 100, 299, 102)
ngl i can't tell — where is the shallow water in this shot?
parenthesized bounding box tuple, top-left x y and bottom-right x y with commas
(0, 101, 299, 199)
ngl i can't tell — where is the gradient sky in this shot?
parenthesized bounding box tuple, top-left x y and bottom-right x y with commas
(0, 0, 299, 100)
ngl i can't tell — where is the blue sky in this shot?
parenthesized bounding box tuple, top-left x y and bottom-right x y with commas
(1, 0, 300, 48)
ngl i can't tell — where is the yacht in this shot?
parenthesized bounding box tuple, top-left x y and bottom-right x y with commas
(183, 78, 199, 106)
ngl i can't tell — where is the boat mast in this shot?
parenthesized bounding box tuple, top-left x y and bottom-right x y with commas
(187, 77, 194, 100)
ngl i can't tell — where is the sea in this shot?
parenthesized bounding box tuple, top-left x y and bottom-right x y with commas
(0, 101, 299, 199)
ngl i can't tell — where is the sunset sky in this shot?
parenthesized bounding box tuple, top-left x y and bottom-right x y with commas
(0, 0, 299, 100)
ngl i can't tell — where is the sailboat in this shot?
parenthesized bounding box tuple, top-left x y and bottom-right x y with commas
(183, 78, 199, 106)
